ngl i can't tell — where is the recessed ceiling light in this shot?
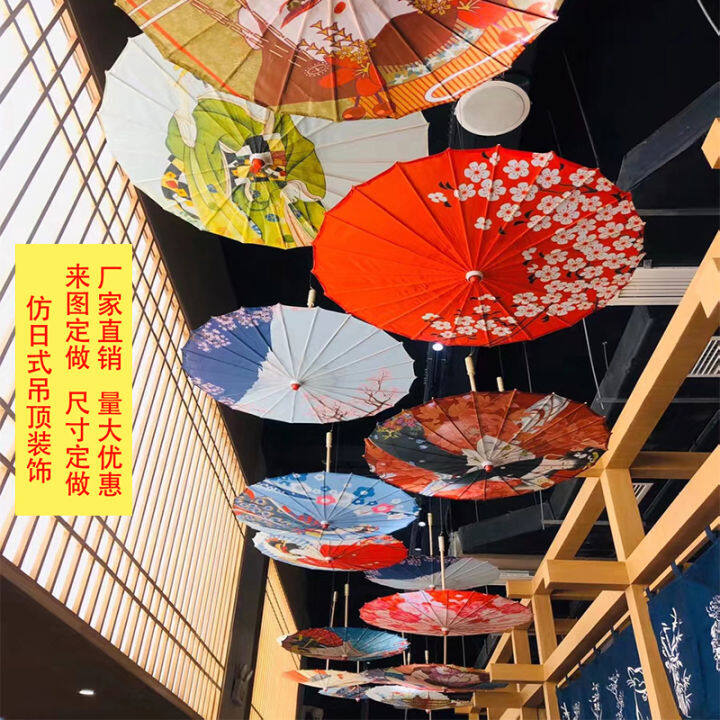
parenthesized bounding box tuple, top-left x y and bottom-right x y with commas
(432, 342, 444, 351)
(78, 689, 95, 697)
(418, 521, 427, 527)
(455, 80, 531, 136)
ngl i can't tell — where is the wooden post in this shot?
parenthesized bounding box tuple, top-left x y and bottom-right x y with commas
(307, 287, 317, 307)
(626, 584, 680, 720)
(438, 535, 447, 590)
(532, 593, 559, 720)
(601, 469, 680, 719)
(510, 629, 534, 720)
(496, 376, 505, 392)
(600, 468, 644, 560)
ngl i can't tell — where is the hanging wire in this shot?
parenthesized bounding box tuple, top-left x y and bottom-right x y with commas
(522, 342, 534, 392)
(695, 0, 720, 34)
(497, 346, 506, 385)
(547, 109, 563, 155)
(562, 51, 601, 171)
(474, 500, 480, 523)
(461, 636, 467, 667)
(582, 318, 605, 409)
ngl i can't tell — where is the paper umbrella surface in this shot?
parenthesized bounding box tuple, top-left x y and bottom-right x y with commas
(279, 626, 408, 661)
(360, 589, 532, 635)
(182, 304, 415, 424)
(319, 685, 371, 702)
(117, 0, 560, 121)
(365, 684, 467, 711)
(365, 664, 505, 693)
(365, 390, 609, 500)
(282, 669, 370, 689)
(253, 533, 407, 571)
(313, 147, 644, 345)
(100, 35, 427, 248)
(233, 472, 417, 543)
(365, 553, 499, 590)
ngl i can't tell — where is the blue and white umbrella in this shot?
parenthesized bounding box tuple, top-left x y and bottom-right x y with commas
(365, 554, 499, 591)
(233, 472, 417, 542)
(182, 304, 415, 423)
(280, 626, 408, 661)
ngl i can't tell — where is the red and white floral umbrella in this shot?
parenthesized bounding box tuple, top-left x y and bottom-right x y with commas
(314, 147, 644, 345)
(360, 589, 531, 636)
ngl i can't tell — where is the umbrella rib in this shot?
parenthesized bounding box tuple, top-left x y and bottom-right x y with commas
(445, 150, 477, 269)
(351, 184, 468, 271)
(293, 307, 319, 379)
(293, 312, 355, 380)
(394, 159, 470, 268)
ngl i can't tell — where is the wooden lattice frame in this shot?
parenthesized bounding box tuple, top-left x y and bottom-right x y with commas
(456, 128, 720, 720)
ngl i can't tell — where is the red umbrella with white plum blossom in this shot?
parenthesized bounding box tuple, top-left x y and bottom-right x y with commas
(313, 147, 644, 345)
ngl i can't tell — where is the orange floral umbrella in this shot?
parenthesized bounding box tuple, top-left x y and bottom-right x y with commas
(365, 390, 608, 500)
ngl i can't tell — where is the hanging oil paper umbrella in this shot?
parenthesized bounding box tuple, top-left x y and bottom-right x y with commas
(366, 664, 504, 693)
(117, 1, 560, 121)
(254, 533, 407, 571)
(283, 669, 370, 689)
(365, 390, 608, 500)
(314, 147, 644, 345)
(233, 472, 417, 542)
(360, 589, 532, 635)
(319, 685, 371, 702)
(280, 626, 408, 661)
(182, 305, 415, 423)
(365, 554, 499, 590)
(366, 685, 467, 711)
(100, 35, 427, 248)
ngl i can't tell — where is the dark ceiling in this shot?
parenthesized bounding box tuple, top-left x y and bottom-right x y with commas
(12, 0, 720, 719)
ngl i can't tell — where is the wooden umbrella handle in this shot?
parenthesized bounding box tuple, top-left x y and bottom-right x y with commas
(325, 430, 332, 473)
(465, 355, 477, 392)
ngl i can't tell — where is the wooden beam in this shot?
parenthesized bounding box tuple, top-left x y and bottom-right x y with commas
(702, 118, 720, 169)
(466, 691, 528, 709)
(627, 447, 720, 584)
(603, 233, 720, 469)
(626, 584, 680, 720)
(489, 664, 544, 684)
(542, 559, 629, 592)
(600, 469, 646, 560)
(545, 477, 605, 560)
(579, 451, 711, 479)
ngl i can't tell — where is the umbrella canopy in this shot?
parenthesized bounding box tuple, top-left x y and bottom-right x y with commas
(365, 553, 499, 590)
(360, 589, 532, 635)
(365, 390, 608, 500)
(254, 533, 407, 571)
(100, 35, 427, 248)
(279, 626, 408, 661)
(182, 304, 415, 423)
(116, 1, 560, 121)
(366, 684, 466, 711)
(319, 685, 371, 702)
(233, 472, 417, 542)
(313, 147, 644, 345)
(283, 669, 370, 689)
(366, 664, 505, 692)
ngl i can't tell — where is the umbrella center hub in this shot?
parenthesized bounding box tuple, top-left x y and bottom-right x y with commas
(465, 270, 484, 282)
(290, 382, 301, 391)
(320, 520, 330, 529)
(484, 463, 494, 472)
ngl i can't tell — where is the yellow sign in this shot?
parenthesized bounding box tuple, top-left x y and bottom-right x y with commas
(15, 245, 132, 515)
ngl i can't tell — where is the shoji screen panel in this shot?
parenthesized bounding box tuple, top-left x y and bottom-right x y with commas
(0, 2, 246, 717)
(249, 561, 301, 720)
